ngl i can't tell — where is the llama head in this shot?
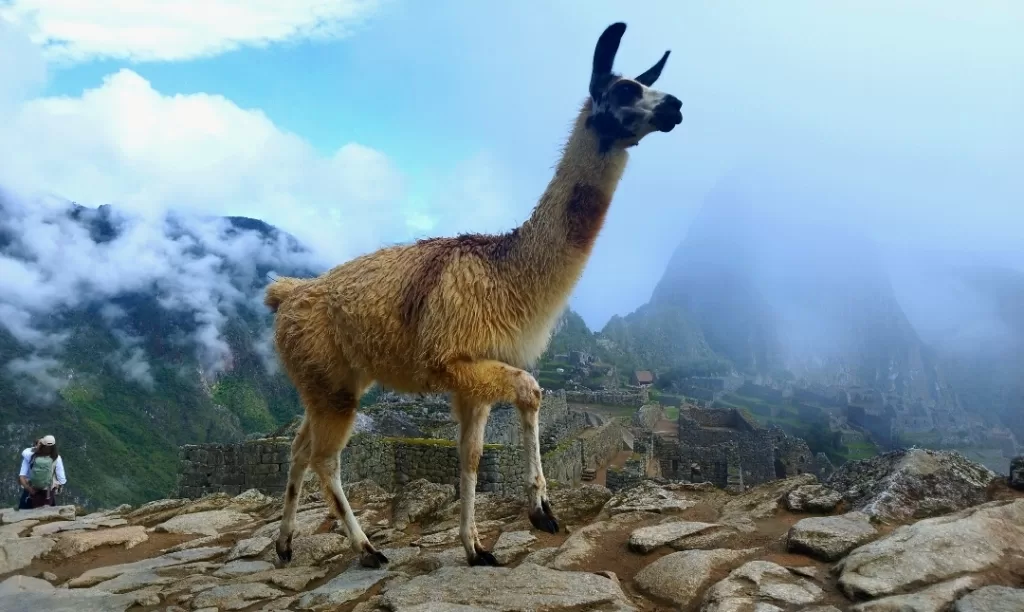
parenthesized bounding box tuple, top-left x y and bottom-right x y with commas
(586, 22, 682, 152)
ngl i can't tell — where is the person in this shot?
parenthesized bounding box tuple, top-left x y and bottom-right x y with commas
(18, 435, 66, 509)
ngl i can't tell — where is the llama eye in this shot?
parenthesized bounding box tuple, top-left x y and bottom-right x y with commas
(609, 81, 642, 104)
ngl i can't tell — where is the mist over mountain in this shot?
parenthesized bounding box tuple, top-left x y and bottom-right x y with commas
(0, 187, 324, 508)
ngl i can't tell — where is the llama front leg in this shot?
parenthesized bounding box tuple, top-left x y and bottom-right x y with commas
(454, 397, 495, 566)
(276, 418, 311, 563)
(518, 401, 559, 533)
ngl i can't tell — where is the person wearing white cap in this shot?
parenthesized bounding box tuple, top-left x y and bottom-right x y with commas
(17, 435, 67, 509)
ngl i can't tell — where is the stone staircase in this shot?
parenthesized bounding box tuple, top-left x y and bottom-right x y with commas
(581, 467, 597, 482)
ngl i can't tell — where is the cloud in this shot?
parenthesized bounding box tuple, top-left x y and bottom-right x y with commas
(0, 67, 434, 266)
(0, 0, 384, 63)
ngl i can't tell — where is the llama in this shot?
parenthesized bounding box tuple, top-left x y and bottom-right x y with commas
(264, 21, 683, 568)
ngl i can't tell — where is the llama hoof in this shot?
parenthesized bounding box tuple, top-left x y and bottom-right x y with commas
(529, 499, 559, 534)
(469, 550, 500, 567)
(275, 538, 293, 564)
(360, 544, 390, 568)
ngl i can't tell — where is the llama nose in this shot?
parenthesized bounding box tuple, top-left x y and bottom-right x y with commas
(661, 94, 682, 111)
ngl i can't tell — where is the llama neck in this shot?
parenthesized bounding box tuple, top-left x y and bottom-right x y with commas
(513, 100, 629, 280)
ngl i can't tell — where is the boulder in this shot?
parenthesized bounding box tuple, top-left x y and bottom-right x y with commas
(491, 530, 537, 565)
(787, 512, 878, 561)
(191, 583, 285, 610)
(0, 575, 137, 611)
(0, 536, 55, 573)
(296, 565, 389, 610)
(628, 520, 721, 554)
(850, 575, 984, 612)
(785, 484, 843, 513)
(548, 484, 613, 524)
(226, 535, 272, 560)
(720, 474, 818, 522)
(377, 562, 636, 611)
(955, 585, 1024, 612)
(392, 479, 456, 529)
(153, 509, 253, 536)
(633, 548, 758, 609)
(837, 499, 1024, 599)
(549, 511, 657, 570)
(701, 560, 825, 611)
(0, 505, 75, 524)
(827, 448, 996, 522)
(52, 525, 148, 558)
(601, 481, 696, 516)
(1009, 456, 1024, 491)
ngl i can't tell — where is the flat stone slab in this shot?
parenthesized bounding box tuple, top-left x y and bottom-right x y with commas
(377, 563, 636, 611)
(788, 512, 878, 561)
(153, 509, 253, 536)
(296, 566, 389, 610)
(213, 559, 275, 578)
(955, 585, 1024, 612)
(634, 548, 758, 610)
(0, 536, 55, 573)
(0, 505, 76, 525)
(628, 521, 720, 554)
(191, 583, 285, 610)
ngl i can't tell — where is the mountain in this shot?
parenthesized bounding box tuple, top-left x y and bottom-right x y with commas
(0, 191, 324, 509)
(599, 172, 965, 432)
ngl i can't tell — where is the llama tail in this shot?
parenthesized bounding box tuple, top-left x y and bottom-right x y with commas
(264, 274, 308, 313)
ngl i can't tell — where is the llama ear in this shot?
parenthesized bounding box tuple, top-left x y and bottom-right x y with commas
(592, 22, 626, 77)
(636, 50, 670, 86)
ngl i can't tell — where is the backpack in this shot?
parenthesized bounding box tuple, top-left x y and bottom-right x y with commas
(28, 455, 55, 490)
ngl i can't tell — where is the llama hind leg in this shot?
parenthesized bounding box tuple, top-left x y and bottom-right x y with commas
(517, 398, 559, 533)
(307, 390, 388, 568)
(453, 395, 495, 566)
(276, 418, 312, 563)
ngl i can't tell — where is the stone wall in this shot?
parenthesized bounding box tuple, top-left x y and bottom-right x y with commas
(564, 389, 645, 407)
(542, 440, 583, 487)
(632, 404, 666, 430)
(581, 421, 627, 469)
(177, 434, 529, 499)
(606, 456, 646, 492)
(656, 407, 818, 491)
(177, 438, 291, 498)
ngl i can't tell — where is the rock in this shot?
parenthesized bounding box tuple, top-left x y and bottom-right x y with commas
(721, 474, 818, 522)
(68, 546, 228, 587)
(236, 566, 328, 592)
(162, 535, 221, 553)
(254, 507, 330, 540)
(837, 499, 1024, 599)
(628, 520, 721, 554)
(53, 525, 149, 558)
(787, 512, 878, 561)
(520, 546, 560, 567)
(1010, 456, 1024, 491)
(284, 533, 348, 566)
(0, 536, 55, 573)
(549, 511, 659, 570)
(154, 509, 253, 536)
(91, 570, 175, 593)
(226, 535, 272, 560)
(0, 505, 76, 524)
(956, 585, 1024, 612)
(827, 448, 996, 522)
(549, 484, 613, 523)
(633, 548, 758, 609)
(230, 488, 275, 509)
(296, 565, 390, 610)
(785, 484, 843, 513)
(412, 520, 504, 548)
(601, 481, 696, 516)
(491, 530, 537, 565)
(42, 572, 57, 582)
(702, 560, 825, 611)
(392, 479, 456, 529)
(0, 574, 53, 595)
(851, 575, 984, 612)
(191, 583, 285, 610)
(213, 559, 275, 577)
(0, 581, 138, 611)
(344, 479, 391, 504)
(0, 520, 37, 540)
(377, 562, 636, 611)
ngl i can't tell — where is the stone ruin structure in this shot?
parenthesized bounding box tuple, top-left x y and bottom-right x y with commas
(654, 406, 833, 492)
(176, 389, 630, 499)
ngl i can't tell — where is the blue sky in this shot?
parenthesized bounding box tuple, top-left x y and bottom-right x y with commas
(1, 0, 1022, 330)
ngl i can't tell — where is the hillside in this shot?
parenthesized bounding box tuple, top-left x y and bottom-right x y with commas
(0, 194, 322, 509)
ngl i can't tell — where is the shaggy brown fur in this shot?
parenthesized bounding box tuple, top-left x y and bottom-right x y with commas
(266, 21, 683, 568)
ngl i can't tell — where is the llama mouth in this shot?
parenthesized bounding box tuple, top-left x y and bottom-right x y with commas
(653, 109, 683, 132)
